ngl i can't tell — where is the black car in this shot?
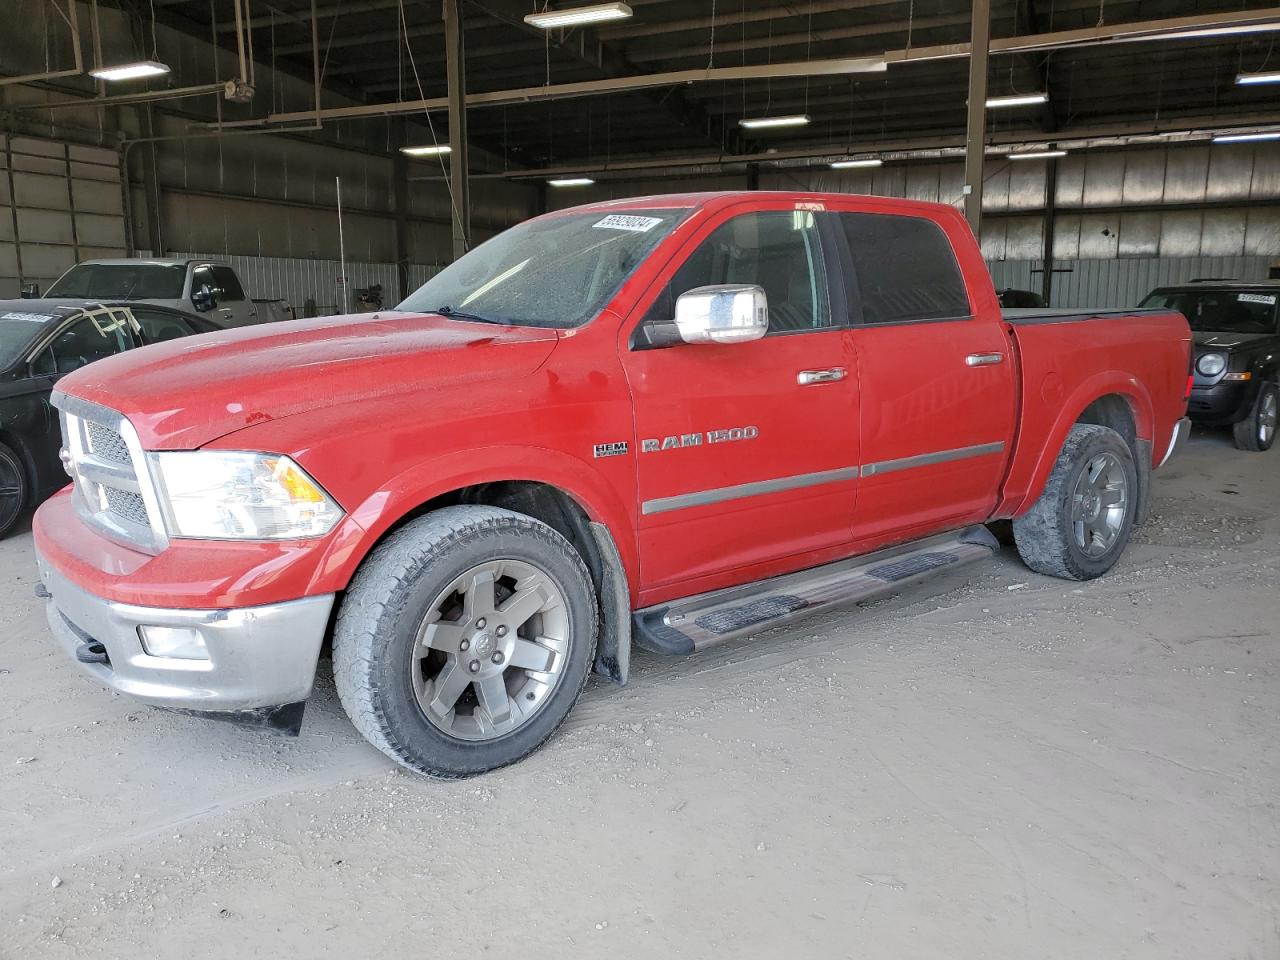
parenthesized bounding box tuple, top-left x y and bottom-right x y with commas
(0, 300, 222, 538)
(997, 288, 1046, 309)
(1139, 283, 1280, 452)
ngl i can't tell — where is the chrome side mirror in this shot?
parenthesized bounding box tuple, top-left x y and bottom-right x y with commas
(673, 284, 768, 345)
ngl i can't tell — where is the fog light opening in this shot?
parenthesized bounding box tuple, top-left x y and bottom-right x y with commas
(138, 625, 209, 660)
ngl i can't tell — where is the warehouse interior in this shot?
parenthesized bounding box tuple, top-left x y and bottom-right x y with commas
(3, 3, 1279, 957)
(5, 1, 1280, 307)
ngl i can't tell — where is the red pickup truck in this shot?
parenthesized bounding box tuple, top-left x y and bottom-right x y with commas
(32, 192, 1192, 777)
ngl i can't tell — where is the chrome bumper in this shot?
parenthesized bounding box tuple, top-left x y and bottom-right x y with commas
(1158, 416, 1193, 468)
(35, 548, 333, 712)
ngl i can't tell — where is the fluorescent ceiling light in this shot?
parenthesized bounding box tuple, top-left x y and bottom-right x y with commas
(1010, 150, 1068, 159)
(831, 158, 883, 169)
(1236, 71, 1280, 85)
(547, 177, 595, 186)
(89, 61, 170, 82)
(1213, 131, 1280, 143)
(401, 144, 451, 156)
(524, 2, 632, 29)
(1142, 22, 1280, 41)
(985, 92, 1049, 108)
(739, 114, 811, 130)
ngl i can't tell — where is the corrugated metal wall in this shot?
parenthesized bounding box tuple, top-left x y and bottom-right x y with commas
(987, 255, 1273, 308)
(0, 134, 126, 298)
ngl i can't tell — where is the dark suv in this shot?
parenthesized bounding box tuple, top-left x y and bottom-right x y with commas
(1140, 282, 1280, 451)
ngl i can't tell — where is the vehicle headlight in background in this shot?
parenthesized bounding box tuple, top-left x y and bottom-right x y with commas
(148, 451, 343, 539)
(1196, 352, 1227, 377)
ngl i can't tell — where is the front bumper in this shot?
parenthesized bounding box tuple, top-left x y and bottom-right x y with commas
(1188, 381, 1250, 425)
(35, 546, 333, 712)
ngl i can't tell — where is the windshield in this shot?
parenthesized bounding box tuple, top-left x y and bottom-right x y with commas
(399, 209, 689, 328)
(0, 309, 60, 369)
(48, 263, 186, 300)
(1140, 289, 1280, 334)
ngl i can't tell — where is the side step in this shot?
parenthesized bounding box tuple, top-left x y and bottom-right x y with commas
(633, 524, 1000, 655)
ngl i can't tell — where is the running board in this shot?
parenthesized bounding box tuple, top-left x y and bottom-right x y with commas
(633, 525, 1000, 655)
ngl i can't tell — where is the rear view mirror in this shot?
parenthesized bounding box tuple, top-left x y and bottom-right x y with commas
(20, 282, 39, 299)
(674, 284, 769, 345)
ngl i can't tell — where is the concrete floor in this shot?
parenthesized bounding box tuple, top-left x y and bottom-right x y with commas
(1, 426, 1276, 959)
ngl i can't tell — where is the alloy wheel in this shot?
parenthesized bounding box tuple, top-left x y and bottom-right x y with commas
(1070, 451, 1128, 558)
(410, 559, 570, 741)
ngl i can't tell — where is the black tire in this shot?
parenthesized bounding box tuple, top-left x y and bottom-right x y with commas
(1012, 424, 1138, 581)
(0, 442, 28, 541)
(1232, 382, 1277, 452)
(333, 506, 598, 778)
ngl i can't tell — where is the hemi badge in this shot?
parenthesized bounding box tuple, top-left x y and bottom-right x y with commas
(593, 441, 629, 459)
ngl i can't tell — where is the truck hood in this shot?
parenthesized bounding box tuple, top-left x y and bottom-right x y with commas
(1192, 331, 1273, 349)
(56, 311, 559, 449)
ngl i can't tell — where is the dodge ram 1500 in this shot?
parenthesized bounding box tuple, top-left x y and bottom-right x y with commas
(32, 192, 1192, 777)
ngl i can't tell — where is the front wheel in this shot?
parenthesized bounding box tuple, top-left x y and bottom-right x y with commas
(1013, 424, 1138, 581)
(0, 442, 28, 540)
(1233, 382, 1277, 452)
(333, 506, 598, 778)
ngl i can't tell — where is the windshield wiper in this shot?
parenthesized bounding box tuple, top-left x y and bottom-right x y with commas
(434, 305, 505, 325)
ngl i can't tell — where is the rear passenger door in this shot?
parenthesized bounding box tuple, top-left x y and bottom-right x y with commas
(833, 208, 1017, 547)
(623, 204, 860, 596)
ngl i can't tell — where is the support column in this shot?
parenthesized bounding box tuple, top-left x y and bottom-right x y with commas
(1040, 156, 1058, 306)
(963, 0, 992, 240)
(443, 0, 470, 260)
(393, 121, 411, 301)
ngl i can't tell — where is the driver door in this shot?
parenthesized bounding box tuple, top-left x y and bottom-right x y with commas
(621, 203, 860, 598)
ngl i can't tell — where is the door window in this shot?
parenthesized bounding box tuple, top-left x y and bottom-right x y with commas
(32, 315, 132, 375)
(837, 212, 971, 325)
(639, 209, 831, 344)
(132, 308, 196, 344)
(211, 266, 246, 302)
(191, 265, 216, 297)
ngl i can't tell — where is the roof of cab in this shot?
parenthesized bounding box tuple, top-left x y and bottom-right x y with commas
(558, 190, 961, 217)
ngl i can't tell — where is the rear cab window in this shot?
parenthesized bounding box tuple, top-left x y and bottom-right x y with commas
(833, 211, 972, 325)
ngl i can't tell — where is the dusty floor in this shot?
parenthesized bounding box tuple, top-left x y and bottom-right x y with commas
(1, 427, 1276, 959)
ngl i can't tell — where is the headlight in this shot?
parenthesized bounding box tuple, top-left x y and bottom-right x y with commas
(1196, 353, 1227, 377)
(149, 451, 343, 540)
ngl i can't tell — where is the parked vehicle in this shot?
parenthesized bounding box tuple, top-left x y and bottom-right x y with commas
(0, 300, 223, 539)
(33, 192, 1192, 777)
(997, 287, 1046, 309)
(37, 258, 264, 328)
(1139, 282, 1279, 451)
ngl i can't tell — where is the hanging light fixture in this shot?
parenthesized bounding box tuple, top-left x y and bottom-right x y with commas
(90, 61, 170, 82)
(524, 3, 633, 29)
(739, 115, 811, 130)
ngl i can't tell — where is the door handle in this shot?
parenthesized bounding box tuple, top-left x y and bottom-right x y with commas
(797, 367, 848, 385)
(965, 352, 1004, 367)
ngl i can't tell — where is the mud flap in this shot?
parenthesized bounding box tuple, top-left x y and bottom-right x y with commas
(589, 521, 632, 685)
(166, 701, 307, 736)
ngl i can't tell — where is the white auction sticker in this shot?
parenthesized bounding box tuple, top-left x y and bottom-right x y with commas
(593, 214, 663, 233)
(1, 311, 54, 322)
(1237, 293, 1276, 305)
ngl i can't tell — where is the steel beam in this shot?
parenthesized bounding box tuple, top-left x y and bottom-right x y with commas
(964, 0, 992, 237)
(444, 0, 470, 259)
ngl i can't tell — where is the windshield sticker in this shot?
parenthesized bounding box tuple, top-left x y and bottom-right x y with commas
(1238, 293, 1276, 305)
(592, 214, 663, 233)
(1, 311, 55, 323)
(795, 201, 825, 211)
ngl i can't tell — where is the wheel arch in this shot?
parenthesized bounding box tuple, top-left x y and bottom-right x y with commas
(312, 448, 637, 684)
(1009, 376, 1153, 517)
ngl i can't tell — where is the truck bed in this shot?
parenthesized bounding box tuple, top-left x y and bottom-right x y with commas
(1001, 307, 1170, 325)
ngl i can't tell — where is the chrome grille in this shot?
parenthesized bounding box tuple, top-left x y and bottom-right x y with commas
(103, 486, 150, 527)
(53, 393, 168, 555)
(85, 422, 133, 467)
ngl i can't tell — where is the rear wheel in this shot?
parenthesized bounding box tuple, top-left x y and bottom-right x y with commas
(1013, 424, 1137, 581)
(333, 506, 597, 778)
(0, 442, 28, 540)
(1233, 383, 1277, 452)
